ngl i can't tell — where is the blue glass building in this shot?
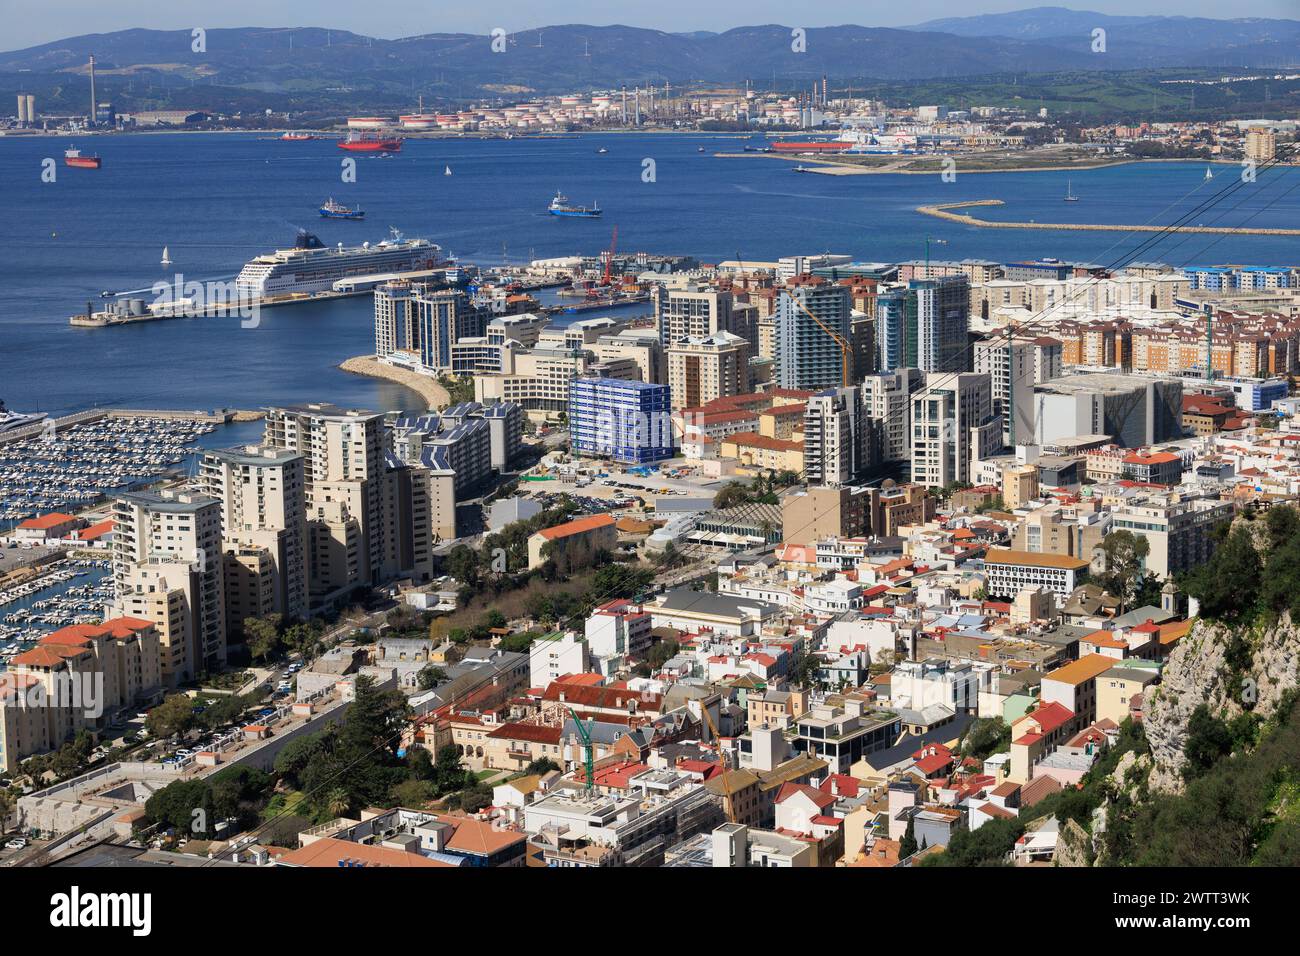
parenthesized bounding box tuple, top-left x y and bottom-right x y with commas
(569, 378, 676, 464)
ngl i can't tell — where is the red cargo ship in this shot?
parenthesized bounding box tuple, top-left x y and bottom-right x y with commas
(337, 133, 402, 152)
(64, 145, 101, 168)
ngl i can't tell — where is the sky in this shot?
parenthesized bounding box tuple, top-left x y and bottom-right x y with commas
(0, 0, 1296, 51)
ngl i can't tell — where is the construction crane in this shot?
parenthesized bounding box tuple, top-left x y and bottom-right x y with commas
(698, 698, 737, 823)
(788, 288, 853, 388)
(601, 225, 619, 287)
(568, 706, 595, 793)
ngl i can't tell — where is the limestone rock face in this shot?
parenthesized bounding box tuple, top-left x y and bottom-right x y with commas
(1144, 614, 1300, 793)
(1053, 817, 1092, 867)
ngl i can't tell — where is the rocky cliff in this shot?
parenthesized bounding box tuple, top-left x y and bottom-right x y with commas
(1143, 613, 1300, 793)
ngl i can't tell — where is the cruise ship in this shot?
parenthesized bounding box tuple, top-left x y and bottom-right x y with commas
(235, 229, 445, 297)
(0, 400, 46, 434)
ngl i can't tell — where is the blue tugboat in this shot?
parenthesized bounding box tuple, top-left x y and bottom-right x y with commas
(319, 197, 365, 220)
(548, 191, 601, 218)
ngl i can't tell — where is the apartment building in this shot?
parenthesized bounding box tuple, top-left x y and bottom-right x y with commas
(876, 276, 969, 373)
(0, 618, 163, 773)
(983, 548, 1090, 600)
(775, 277, 852, 391)
(973, 335, 1063, 448)
(475, 347, 639, 413)
(569, 377, 676, 464)
(666, 331, 748, 410)
(862, 367, 923, 466)
(1108, 493, 1234, 578)
(110, 490, 225, 683)
(263, 403, 392, 602)
(199, 445, 309, 627)
(803, 386, 868, 488)
(909, 372, 995, 488)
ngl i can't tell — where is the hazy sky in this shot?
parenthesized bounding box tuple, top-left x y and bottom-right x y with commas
(1, 0, 1296, 52)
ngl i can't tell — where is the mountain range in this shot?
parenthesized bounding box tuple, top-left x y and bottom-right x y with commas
(0, 8, 1297, 110)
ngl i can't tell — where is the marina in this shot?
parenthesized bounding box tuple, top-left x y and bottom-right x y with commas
(0, 414, 218, 529)
(0, 557, 113, 666)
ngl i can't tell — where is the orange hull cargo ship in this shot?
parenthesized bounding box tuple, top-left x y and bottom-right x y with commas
(337, 133, 402, 152)
(64, 145, 101, 168)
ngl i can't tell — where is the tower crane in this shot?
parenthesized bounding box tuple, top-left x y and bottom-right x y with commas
(568, 707, 595, 793)
(787, 288, 853, 388)
(601, 225, 619, 288)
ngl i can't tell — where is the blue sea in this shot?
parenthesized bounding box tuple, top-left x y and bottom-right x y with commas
(2, 131, 1298, 417)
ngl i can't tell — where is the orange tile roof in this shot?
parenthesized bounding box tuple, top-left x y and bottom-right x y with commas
(984, 548, 1089, 571)
(536, 513, 616, 541)
(277, 837, 453, 868)
(17, 511, 77, 530)
(723, 431, 802, 452)
(1122, 451, 1180, 465)
(10, 646, 68, 668)
(76, 519, 115, 540)
(1044, 654, 1114, 687)
(439, 813, 528, 856)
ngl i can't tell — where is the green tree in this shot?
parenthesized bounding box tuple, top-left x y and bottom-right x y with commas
(1096, 530, 1150, 612)
(416, 664, 448, 690)
(712, 481, 753, 510)
(646, 638, 679, 670)
(899, 818, 918, 858)
(446, 545, 480, 587)
(432, 745, 474, 796)
(1183, 705, 1233, 779)
(525, 757, 561, 776)
(147, 694, 198, 740)
(1182, 524, 1261, 622)
(272, 729, 333, 790)
(243, 614, 283, 661)
(920, 817, 1023, 867)
(960, 718, 1011, 761)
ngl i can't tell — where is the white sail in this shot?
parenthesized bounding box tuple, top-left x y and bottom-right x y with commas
(444, 165, 452, 176)
(161, 246, 172, 266)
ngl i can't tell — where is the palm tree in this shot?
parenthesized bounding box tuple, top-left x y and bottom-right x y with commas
(324, 787, 350, 820)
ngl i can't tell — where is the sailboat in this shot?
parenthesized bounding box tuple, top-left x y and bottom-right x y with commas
(1205, 167, 1214, 181)
(1064, 180, 1079, 202)
(160, 246, 172, 267)
(444, 165, 452, 176)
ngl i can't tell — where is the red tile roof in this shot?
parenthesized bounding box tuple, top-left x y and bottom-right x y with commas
(486, 722, 562, 745)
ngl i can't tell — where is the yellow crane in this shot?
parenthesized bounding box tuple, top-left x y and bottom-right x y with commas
(787, 288, 853, 388)
(699, 697, 737, 823)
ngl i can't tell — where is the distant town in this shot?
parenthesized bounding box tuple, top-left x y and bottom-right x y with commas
(3, 54, 1295, 175)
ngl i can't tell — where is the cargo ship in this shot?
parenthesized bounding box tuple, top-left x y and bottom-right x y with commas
(548, 191, 601, 218)
(235, 228, 444, 297)
(63, 146, 101, 169)
(319, 197, 365, 220)
(280, 131, 316, 141)
(337, 133, 403, 153)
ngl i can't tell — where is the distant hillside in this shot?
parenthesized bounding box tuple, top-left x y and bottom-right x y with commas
(0, 13, 1296, 113)
(910, 6, 1300, 62)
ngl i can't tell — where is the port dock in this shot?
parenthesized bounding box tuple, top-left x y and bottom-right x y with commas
(916, 199, 1300, 236)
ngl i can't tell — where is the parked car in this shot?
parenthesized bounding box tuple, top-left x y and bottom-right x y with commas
(5, 838, 26, 851)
